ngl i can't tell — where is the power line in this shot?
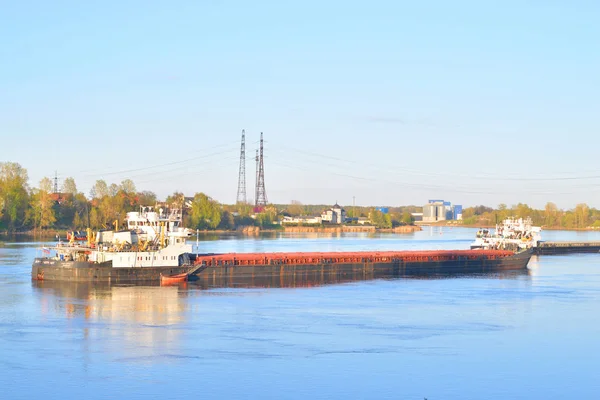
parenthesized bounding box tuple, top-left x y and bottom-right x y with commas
(272, 144, 600, 182)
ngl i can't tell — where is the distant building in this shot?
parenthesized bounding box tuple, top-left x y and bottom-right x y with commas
(375, 207, 389, 214)
(321, 203, 346, 224)
(423, 200, 462, 222)
(411, 212, 423, 222)
(453, 205, 463, 220)
(282, 215, 322, 225)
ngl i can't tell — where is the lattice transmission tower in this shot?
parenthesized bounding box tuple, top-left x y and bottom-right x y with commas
(255, 132, 268, 207)
(236, 129, 247, 204)
(53, 171, 59, 193)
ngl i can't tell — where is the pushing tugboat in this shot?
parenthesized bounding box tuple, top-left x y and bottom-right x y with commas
(33, 208, 536, 284)
(32, 206, 202, 283)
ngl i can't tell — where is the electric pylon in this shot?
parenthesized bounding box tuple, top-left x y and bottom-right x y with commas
(236, 129, 246, 204)
(53, 171, 59, 193)
(255, 132, 268, 207)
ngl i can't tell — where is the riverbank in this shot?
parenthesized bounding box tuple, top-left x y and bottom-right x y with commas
(418, 221, 600, 231)
(1, 224, 422, 238)
(283, 225, 421, 233)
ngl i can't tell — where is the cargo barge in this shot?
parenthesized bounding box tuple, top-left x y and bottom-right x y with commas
(535, 241, 600, 255)
(31, 207, 534, 284)
(191, 248, 532, 286)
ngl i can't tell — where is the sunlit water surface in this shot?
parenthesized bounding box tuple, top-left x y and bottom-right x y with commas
(1, 228, 600, 399)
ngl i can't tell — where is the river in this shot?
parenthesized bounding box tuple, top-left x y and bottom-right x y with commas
(1, 227, 599, 399)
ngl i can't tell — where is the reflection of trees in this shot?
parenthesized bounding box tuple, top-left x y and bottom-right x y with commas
(34, 282, 187, 360)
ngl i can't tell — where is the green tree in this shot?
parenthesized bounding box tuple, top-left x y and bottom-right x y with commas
(544, 202, 558, 227)
(401, 211, 414, 225)
(89, 207, 101, 229)
(189, 193, 222, 229)
(72, 212, 83, 229)
(0, 162, 29, 230)
(369, 208, 392, 228)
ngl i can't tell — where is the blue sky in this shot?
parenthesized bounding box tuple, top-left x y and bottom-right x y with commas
(1, 0, 599, 209)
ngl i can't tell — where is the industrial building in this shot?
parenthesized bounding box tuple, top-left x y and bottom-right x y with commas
(422, 200, 462, 222)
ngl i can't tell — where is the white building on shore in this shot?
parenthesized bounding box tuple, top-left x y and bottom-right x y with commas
(281, 215, 322, 225)
(321, 203, 346, 224)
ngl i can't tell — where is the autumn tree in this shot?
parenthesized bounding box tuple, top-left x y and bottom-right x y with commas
(26, 177, 56, 229)
(137, 191, 157, 206)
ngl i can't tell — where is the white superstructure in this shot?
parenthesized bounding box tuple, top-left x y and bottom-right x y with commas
(51, 206, 193, 268)
(471, 217, 542, 251)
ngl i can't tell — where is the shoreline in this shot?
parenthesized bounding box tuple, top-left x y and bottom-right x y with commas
(1, 225, 422, 238)
(418, 222, 600, 231)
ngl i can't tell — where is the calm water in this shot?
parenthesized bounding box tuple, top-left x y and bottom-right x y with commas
(1, 228, 600, 399)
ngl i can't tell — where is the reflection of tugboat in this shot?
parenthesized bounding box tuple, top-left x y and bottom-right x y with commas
(471, 217, 542, 251)
(32, 206, 202, 283)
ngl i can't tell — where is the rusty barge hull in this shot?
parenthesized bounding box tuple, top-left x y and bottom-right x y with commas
(192, 249, 532, 284)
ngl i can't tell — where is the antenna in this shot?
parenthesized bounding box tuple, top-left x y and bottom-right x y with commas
(236, 129, 247, 204)
(255, 132, 268, 207)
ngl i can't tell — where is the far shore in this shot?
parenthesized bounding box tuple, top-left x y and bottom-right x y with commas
(418, 222, 600, 231)
(5, 222, 598, 239)
(1, 224, 422, 238)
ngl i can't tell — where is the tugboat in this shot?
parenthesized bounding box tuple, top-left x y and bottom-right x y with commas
(471, 217, 542, 251)
(32, 206, 202, 283)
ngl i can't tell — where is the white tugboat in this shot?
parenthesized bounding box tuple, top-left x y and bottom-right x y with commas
(471, 217, 542, 251)
(32, 206, 202, 283)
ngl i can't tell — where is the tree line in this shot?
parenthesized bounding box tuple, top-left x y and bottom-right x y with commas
(3, 161, 599, 233)
(0, 162, 277, 233)
(460, 203, 600, 229)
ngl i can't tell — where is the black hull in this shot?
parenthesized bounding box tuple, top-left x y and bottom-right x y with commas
(32, 258, 202, 283)
(32, 250, 532, 284)
(196, 249, 532, 285)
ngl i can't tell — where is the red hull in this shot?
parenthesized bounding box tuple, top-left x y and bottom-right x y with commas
(160, 272, 188, 285)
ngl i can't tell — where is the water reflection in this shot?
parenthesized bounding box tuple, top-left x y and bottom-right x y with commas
(191, 268, 531, 289)
(33, 281, 187, 362)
